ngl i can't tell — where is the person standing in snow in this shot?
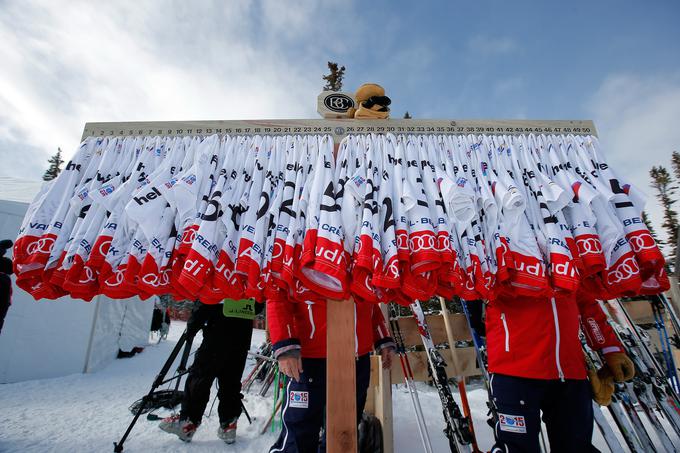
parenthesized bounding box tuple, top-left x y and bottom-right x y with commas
(159, 299, 261, 444)
(267, 299, 396, 453)
(479, 291, 635, 453)
(0, 240, 13, 335)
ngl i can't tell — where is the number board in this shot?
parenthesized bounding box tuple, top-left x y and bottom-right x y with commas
(81, 119, 597, 142)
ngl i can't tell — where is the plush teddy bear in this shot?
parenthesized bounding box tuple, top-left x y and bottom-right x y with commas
(348, 83, 391, 119)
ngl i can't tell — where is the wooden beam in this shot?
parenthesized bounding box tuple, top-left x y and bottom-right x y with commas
(81, 118, 598, 141)
(326, 298, 357, 453)
(394, 314, 471, 346)
(439, 297, 463, 377)
(390, 349, 480, 381)
(614, 299, 654, 325)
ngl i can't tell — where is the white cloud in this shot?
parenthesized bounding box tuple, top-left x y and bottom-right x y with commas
(586, 72, 680, 250)
(0, 0, 356, 179)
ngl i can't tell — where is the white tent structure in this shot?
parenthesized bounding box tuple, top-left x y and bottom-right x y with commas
(0, 177, 155, 383)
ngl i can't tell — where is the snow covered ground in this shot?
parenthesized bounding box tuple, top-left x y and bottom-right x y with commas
(0, 320, 676, 452)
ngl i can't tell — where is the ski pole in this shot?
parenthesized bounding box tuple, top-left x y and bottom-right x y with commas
(275, 375, 287, 432)
(658, 293, 680, 341)
(271, 368, 281, 432)
(261, 398, 283, 435)
(460, 298, 499, 432)
(652, 299, 680, 392)
(389, 308, 434, 453)
(243, 358, 268, 393)
(457, 380, 481, 453)
(248, 351, 277, 363)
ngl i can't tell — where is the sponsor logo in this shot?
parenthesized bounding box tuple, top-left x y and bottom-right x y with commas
(323, 93, 354, 113)
(181, 174, 197, 186)
(98, 239, 112, 256)
(99, 185, 115, 196)
(607, 256, 640, 284)
(27, 237, 55, 255)
(79, 266, 97, 284)
(576, 237, 603, 255)
(289, 391, 309, 409)
(627, 231, 657, 253)
(105, 269, 125, 287)
(133, 186, 163, 206)
(499, 413, 527, 434)
(587, 318, 606, 344)
(141, 270, 171, 287)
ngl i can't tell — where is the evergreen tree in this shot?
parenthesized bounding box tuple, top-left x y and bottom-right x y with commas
(672, 151, 680, 182)
(322, 61, 345, 91)
(403, 111, 412, 119)
(42, 148, 64, 181)
(650, 166, 679, 257)
(642, 210, 661, 244)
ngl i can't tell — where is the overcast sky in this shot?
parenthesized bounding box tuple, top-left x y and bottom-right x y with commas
(1, 0, 679, 244)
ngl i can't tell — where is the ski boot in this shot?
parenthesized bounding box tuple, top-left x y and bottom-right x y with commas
(217, 417, 238, 444)
(159, 414, 199, 442)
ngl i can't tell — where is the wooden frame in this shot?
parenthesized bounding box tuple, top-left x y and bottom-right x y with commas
(79, 117, 598, 453)
(82, 118, 597, 141)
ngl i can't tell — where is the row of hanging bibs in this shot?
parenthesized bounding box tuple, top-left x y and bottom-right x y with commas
(13, 132, 668, 304)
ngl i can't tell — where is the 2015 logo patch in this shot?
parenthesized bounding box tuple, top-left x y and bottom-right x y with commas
(498, 413, 527, 433)
(289, 391, 309, 409)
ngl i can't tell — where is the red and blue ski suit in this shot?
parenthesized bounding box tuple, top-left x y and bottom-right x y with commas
(267, 299, 394, 453)
(484, 292, 624, 453)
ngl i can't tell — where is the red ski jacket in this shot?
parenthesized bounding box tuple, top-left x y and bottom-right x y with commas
(267, 299, 394, 359)
(485, 292, 623, 380)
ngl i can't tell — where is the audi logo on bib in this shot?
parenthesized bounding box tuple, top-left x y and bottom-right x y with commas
(576, 237, 603, 255)
(607, 256, 640, 285)
(627, 231, 656, 252)
(107, 270, 125, 287)
(27, 237, 55, 255)
(79, 266, 97, 284)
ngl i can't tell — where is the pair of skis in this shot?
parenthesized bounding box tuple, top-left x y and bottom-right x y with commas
(588, 297, 680, 452)
(389, 300, 479, 453)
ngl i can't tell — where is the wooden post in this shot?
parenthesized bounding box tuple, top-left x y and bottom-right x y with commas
(327, 298, 357, 453)
(439, 297, 463, 376)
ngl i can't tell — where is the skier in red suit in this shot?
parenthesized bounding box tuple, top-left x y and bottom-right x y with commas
(267, 298, 395, 453)
(482, 291, 634, 453)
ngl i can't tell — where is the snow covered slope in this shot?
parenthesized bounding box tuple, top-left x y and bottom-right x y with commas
(0, 319, 658, 453)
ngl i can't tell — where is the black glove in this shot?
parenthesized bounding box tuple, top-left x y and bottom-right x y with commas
(466, 299, 485, 336)
(0, 239, 12, 258)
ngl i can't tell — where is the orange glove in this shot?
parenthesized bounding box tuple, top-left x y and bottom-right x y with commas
(588, 367, 615, 406)
(604, 352, 635, 382)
